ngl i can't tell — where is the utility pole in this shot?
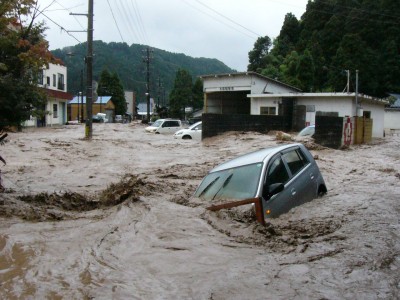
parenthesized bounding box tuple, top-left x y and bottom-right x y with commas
(80, 69, 84, 122)
(163, 86, 166, 107)
(157, 77, 162, 108)
(85, 0, 94, 139)
(69, 1, 93, 137)
(143, 47, 152, 122)
(355, 70, 359, 116)
(346, 70, 350, 93)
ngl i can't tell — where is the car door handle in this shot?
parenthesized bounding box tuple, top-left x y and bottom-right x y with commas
(310, 173, 314, 180)
(291, 188, 296, 196)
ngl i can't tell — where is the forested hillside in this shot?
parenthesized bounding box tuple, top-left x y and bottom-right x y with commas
(248, 0, 399, 97)
(52, 41, 234, 102)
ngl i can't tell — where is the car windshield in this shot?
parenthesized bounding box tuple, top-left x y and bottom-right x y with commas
(298, 126, 315, 137)
(189, 122, 201, 130)
(152, 120, 163, 127)
(194, 163, 263, 201)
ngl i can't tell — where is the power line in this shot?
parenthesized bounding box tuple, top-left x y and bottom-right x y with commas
(35, 2, 84, 45)
(53, 0, 86, 30)
(106, 0, 125, 43)
(115, 0, 141, 43)
(130, 0, 150, 45)
(37, 11, 82, 44)
(193, 0, 262, 37)
(181, 0, 258, 40)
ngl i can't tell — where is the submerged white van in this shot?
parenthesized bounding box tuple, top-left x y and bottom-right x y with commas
(145, 119, 182, 134)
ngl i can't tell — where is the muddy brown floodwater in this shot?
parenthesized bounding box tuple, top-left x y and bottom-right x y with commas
(0, 122, 399, 299)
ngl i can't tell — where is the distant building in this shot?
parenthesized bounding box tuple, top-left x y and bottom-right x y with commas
(124, 90, 136, 115)
(69, 96, 115, 122)
(137, 98, 155, 119)
(384, 93, 400, 134)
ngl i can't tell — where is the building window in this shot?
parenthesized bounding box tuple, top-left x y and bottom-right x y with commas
(57, 74, 65, 90)
(53, 104, 58, 118)
(306, 105, 315, 112)
(37, 70, 44, 85)
(260, 106, 276, 115)
(53, 74, 56, 87)
(46, 76, 50, 86)
(363, 111, 371, 118)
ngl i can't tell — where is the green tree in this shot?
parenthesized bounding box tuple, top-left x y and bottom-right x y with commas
(97, 69, 126, 115)
(297, 49, 315, 91)
(249, 0, 400, 97)
(169, 69, 193, 118)
(0, 0, 55, 129)
(191, 77, 204, 111)
(380, 40, 400, 94)
(329, 34, 378, 94)
(281, 51, 302, 89)
(247, 36, 271, 72)
(306, 33, 328, 91)
(272, 13, 300, 58)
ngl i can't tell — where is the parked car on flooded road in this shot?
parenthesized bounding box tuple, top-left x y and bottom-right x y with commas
(297, 125, 315, 138)
(145, 119, 182, 134)
(194, 143, 327, 219)
(174, 121, 202, 140)
(92, 113, 108, 123)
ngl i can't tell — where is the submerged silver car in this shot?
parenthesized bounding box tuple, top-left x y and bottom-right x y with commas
(194, 143, 327, 220)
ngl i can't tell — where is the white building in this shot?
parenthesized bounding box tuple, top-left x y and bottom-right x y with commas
(124, 90, 136, 115)
(201, 72, 387, 138)
(384, 94, 400, 135)
(24, 63, 73, 127)
(201, 72, 300, 115)
(249, 92, 387, 138)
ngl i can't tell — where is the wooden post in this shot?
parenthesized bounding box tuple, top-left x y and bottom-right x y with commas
(207, 197, 265, 226)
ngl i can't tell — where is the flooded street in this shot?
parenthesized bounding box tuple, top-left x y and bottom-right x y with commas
(0, 123, 399, 299)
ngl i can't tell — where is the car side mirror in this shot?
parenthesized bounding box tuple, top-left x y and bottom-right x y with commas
(263, 183, 284, 199)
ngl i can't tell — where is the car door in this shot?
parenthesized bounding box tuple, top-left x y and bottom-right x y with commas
(160, 121, 172, 133)
(170, 121, 181, 133)
(162, 121, 180, 133)
(281, 147, 317, 206)
(261, 154, 293, 218)
(191, 123, 202, 139)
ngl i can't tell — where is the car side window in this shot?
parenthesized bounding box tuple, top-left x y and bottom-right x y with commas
(267, 156, 290, 186)
(282, 148, 309, 176)
(162, 121, 170, 127)
(171, 121, 180, 127)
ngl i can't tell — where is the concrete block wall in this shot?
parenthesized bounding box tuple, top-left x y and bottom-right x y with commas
(202, 113, 291, 139)
(314, 116, 344, 149)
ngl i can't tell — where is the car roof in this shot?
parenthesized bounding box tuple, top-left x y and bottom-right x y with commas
(210, 143, 303, 172)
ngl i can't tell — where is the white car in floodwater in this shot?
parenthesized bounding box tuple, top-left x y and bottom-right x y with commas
(145, 119, 182, 134)
(174, 121, 202, 140)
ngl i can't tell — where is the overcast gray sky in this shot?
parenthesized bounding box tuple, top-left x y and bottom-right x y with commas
(36, 0, 308, 71)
